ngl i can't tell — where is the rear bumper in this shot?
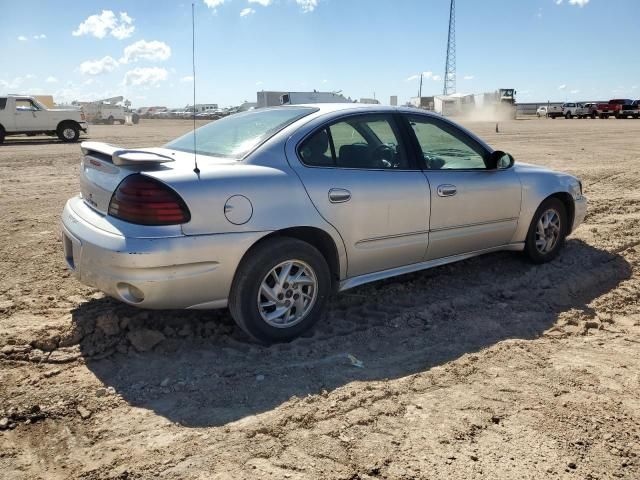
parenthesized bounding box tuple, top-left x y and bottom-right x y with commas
(61, 196, 268, 310)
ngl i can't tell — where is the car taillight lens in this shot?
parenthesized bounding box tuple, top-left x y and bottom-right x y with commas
(108, 175, 191, 225)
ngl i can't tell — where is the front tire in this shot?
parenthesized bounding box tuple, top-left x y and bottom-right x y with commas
(57, 122, 80, 142)
(524, 198, 568, 264)
(0, 126, 5, 145)
(229, 237, 331, 343)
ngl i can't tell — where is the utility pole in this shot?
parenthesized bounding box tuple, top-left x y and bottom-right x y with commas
(419, 73, 423, 98)
(443, 0, 456, 96)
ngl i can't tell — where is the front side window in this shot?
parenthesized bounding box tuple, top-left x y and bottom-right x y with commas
(407, 116, 488, 170)
(165, 107, 315, 159)
(0, 98, 6, 110)
(299, 114, 409, 169)
(15, 99, 39, 111)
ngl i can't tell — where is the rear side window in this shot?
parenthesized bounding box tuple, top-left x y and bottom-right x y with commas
(0, 98, 6, 110)
(299, 114, 409, 170)
(165, 107, 315, 159)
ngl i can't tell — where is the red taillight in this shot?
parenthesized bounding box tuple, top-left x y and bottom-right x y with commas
(108, 175, 191, 226)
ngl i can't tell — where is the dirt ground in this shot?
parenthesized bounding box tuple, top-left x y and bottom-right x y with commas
(0, 117, 639, 480)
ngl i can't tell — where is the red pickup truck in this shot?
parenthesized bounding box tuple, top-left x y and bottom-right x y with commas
(595, 99, 635, 119)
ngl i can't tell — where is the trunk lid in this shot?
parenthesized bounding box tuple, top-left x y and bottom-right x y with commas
(78, 141, 236, 215)
(79, 142, 179, 214)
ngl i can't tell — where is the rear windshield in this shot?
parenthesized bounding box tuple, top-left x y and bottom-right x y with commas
(165, 107, 316, 159)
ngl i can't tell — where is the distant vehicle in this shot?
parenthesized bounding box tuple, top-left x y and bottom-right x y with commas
(561, 103, 597, 119)
(536, 106, 549, 117)
(580, 103, 599, 119)
(80, 96, 139, 125)
(62, 104, 586, 342)
(140, 107, 168, 118)
(595, 99, 634, 119)
(618, 100, 639, 119)
(484, 89, 517, 119)
(0, 95, 88, 144)
(541, 105, 564, 119)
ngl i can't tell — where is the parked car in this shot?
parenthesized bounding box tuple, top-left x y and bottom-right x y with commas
(618, 100, 639, 119)
(539, 105, 564, 119)
(0, 95, 88, 144)
(61, 104, 587, 342)
(562, 103, 597, 119)
(580, 102, 599, 119)
(536, 106, 549, 117)
(595, 99, 634, 119)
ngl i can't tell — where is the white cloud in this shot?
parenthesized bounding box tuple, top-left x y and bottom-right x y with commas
(121, 40, 171, 64)
(463, 75, 475, 80)
(25, 74, 36, 80)
(33, 34, 47, 40)
(46, 76, 58, 83)
(181, 76, 194, 82)
(632, 86, 638, 90)
(556, 0, 590, 6)
(72, 11, 135, 40)
(296, 0, 318, 12)
(123, 67, 168, 87)
(204, 0, 225, 9)
(558, 84, 567, 90)
(255, 80, 264, 86)
(17, 35, 28, 41)
(406, 71, 441, 82)
(240, 7, 256, 16)
(249, 0, 272, 5)
(570, 89, 580, 94)
(79, 56, 119, 76)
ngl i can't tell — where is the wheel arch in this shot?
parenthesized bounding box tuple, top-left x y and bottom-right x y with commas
(237, 226, 343, 291)
(546, 192, 575, 234)
(56, 119, 80, 131)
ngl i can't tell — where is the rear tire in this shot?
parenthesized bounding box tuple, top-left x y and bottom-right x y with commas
(524, 198, 568, 264)
(132, 114, 140, 124)
(229, 237, 332, 343)
(565, 112, 572, 119)
(107, 116, 115, 125)
(56, 122, 80, 142)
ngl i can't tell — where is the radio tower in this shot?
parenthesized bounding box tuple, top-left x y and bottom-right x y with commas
(443, 0, 456, 95)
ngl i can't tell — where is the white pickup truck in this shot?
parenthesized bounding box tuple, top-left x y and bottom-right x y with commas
(0, 95, 88, 144)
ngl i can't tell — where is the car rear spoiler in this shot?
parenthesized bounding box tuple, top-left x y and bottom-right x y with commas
(80, 141, 175, 166)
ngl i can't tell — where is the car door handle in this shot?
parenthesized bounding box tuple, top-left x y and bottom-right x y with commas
(328, 188, 351, 203)
(437, 184, 457, 197)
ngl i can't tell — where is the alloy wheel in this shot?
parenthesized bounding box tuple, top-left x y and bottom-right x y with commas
(257, 260, 318, 328)
(535, 208, 561, 254)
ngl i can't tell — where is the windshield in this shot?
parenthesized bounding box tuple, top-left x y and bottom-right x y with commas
(165, 107, 315, 159)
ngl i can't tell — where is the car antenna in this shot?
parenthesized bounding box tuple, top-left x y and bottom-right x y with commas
(191, 2, 200, 175)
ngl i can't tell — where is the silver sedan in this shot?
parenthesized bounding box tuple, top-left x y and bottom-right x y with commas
(61, 104, 587, 342)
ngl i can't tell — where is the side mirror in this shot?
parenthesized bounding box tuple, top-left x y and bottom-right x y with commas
(487, 150, 514, 170)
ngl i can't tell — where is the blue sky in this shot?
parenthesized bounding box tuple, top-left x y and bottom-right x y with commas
(2, 0, 639, 107)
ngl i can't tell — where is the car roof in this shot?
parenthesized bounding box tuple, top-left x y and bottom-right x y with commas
(272, 103, 444, 119)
